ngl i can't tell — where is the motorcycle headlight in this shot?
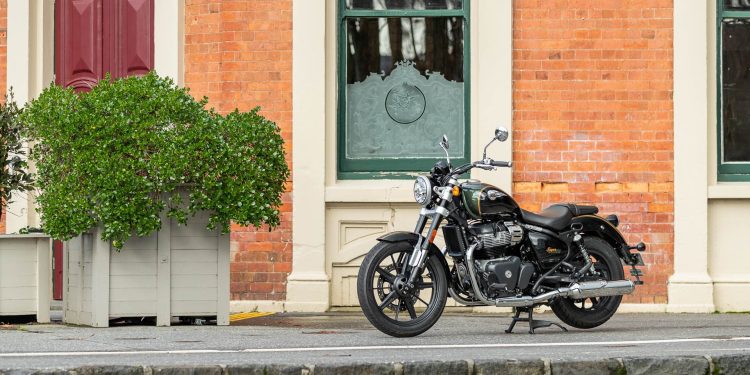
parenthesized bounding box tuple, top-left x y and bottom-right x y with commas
(413, 176, 432, 206)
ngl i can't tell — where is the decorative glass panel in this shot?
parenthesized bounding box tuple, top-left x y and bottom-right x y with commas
(346, 0, 462, 10)
(725, 0, 750, 10)
(345, 17, 465, 160)
(722, 18, 750, 162)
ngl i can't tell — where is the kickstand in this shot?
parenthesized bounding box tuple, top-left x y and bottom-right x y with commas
(505, 307, 568, 334)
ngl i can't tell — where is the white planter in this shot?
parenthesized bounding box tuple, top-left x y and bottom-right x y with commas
(62, 211, 230, 327)
(0, 234, 52, 322)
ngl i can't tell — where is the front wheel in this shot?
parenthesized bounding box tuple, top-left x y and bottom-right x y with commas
(550, 236, 624, 329)
(357, 241, 447, 337)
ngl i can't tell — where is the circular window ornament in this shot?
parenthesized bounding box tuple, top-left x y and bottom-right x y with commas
(385, 83, 426, 124)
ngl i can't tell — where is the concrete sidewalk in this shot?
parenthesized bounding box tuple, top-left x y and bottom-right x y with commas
(1, 312, 750, 374)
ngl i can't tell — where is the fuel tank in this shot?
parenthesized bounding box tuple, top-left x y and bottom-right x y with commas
(460, 182, 520, 220)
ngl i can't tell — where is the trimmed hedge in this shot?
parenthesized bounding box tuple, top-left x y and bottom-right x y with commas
(22, 73, 289, 249)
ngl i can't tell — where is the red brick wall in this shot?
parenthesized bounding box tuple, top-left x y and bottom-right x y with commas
(0, 0, 7, 235)
(184, 0, 292, 301)
(512, 0, 673, 304)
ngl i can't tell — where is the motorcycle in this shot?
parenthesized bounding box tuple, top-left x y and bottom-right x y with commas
(357, 127, 646, 337)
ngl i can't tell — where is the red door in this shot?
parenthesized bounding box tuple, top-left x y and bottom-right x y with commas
(52, 0, 154, 300)
(55, 0, 154, 90)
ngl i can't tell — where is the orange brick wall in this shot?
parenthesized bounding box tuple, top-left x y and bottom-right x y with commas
(0, 0, 7, 235)
(512, 1, 674, 304)
(184, 0, 292, 301)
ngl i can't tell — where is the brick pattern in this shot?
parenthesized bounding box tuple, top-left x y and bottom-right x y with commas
(512, 0, 674, 303)
(0, 0, 7, 235)
(184, 0, 292, 301)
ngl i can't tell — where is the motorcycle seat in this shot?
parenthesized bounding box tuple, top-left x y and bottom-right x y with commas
(554, 203, 599, 216)
(520, 204, 599, 232)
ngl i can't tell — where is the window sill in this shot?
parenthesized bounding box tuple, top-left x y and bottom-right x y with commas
(708, 183, 750, 199)
(325, 180, 416, 203)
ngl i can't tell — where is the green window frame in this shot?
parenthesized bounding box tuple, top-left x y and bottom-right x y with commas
(718, 1, 750, 180)
(337, 0, 471, 180)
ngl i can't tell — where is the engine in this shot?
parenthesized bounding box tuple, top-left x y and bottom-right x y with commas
(471, 221, 524, 258)
(471, 221, 533, 298)
(476, 256, 535, 298)
(443, 220, 535, 298)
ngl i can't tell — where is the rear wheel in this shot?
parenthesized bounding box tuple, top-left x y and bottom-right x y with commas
(550, 236, 624, 329)
(357, 241, 447, 337)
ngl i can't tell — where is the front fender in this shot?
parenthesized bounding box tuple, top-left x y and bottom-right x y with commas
(377, 231, 452, 282)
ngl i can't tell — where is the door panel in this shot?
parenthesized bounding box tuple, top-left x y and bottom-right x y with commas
(55, 0, 154, 90)
(55, 0, 104, 91)
(112, 0, 154, 78)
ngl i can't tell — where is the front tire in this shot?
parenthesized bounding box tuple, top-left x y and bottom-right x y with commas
(550, 236, 624, 329)
(357, 241, 447, 337)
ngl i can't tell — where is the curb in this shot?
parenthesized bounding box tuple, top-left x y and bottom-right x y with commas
(1, 354, 748, 375)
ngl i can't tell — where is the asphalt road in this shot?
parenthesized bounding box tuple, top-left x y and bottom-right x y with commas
(1, 312, 750, 369)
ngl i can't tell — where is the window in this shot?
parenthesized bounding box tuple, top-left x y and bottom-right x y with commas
(338, 0, 470, 179)
(719, 0, 750, 180)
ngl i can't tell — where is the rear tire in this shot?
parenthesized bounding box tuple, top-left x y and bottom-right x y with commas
(357, 241, 447, 337)
(550, 236, 624, 329)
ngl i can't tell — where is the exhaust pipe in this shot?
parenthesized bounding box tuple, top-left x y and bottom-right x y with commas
(492, 279, 635, 307)
(464, 243, 635, 308)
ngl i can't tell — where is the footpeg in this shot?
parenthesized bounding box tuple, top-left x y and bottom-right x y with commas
(628, 242, 646, 252)
(630, 268, 643, 277)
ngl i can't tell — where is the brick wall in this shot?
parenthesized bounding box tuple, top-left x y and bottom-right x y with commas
(184, 0, 292, 301)
(512, 0, 674, 304)
(0, 0, 7, 235)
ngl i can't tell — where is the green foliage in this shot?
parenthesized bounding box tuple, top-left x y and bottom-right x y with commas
(0, 91, 35, 220)
(22, 73, 289, 249)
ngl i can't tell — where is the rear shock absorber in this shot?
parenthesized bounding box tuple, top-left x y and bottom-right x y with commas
(571, 234, 592, 279)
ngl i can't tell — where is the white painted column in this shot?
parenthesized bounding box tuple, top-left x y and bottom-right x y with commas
(5, 1, 31, 234)
(5, 0, 54, 233)
(668, 1, 715, 313)
(285, 0, 331, 312)
(471, 0, 513, 190)
(154, 0, 185, 86)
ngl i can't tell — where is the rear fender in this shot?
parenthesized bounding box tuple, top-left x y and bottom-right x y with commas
(570, 215, 638, 265)
(377, 231, 452, 282)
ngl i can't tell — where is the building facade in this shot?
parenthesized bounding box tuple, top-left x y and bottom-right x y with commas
(0, 0, 744, 313)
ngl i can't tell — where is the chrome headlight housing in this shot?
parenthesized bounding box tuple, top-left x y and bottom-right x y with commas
(413, 176, 432, 206)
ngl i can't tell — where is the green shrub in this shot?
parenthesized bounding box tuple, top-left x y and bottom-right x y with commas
(0, 91, 34, 222)
(22, 73, 289, 249)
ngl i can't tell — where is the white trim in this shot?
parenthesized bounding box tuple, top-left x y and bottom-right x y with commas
(154, 0, 185, 86)
(708, 183, 750, 199)
(6, 1, 32, 234)
(668, 0, 715, 313)
(286, 0, 331, 312)
(470, 0, 513, 190)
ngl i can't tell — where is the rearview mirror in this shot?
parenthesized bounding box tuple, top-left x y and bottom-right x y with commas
(495, 126, 509, 142)
(440, 134, 449, 150)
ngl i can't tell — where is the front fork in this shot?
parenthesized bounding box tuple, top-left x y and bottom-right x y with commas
(404, 183, 454, 286)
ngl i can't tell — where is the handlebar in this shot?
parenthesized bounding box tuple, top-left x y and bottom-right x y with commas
(451, 159, 512, 176)
(490, 160, 512, 168)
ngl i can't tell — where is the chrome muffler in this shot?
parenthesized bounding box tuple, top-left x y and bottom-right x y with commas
(464, 242, 636, 308)
(492, 279, 635, 307)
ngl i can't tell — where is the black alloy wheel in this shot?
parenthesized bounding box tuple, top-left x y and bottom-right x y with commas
(550, 236, 624, 329)
(357, 241, 447, 337)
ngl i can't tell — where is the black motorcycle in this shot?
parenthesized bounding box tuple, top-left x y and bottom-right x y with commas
(357, 127, 646, 337)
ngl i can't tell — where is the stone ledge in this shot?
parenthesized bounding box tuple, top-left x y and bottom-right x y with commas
(3, 355, 750, 375)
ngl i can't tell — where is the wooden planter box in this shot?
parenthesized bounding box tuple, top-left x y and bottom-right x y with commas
(0, 234, 52, 322)
(62, 212, 230, 327)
